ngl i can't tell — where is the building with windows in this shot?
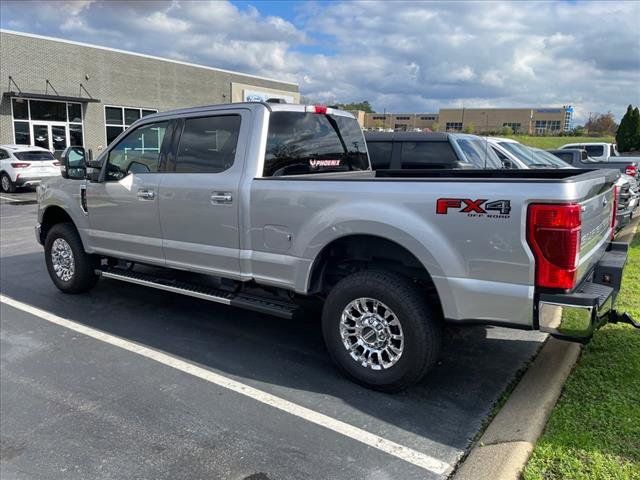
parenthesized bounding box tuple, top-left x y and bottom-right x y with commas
(350, 106, 574, 135)
(437, 106, 573, 134)
(0, 30, 299, 156)
(362, 112, 439, 131)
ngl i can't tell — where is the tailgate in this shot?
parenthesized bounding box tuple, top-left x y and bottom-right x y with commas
(576, 183, 615, 284)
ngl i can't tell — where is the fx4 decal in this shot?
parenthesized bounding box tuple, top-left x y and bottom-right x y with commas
(436, 198, 511, 217)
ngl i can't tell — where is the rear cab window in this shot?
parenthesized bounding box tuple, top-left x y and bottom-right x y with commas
(367, 141, 393, 169)
(584, 145, 604, 157)
(263, 111, 369, 176)
(13, 151, 55, 161)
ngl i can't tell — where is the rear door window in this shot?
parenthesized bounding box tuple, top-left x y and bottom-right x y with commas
(176, 115, 241, 173)
(264, 112, 369, 176)
(584, 145, 604, 157)
(399, 141, 458, 169)
(367, 141, 393, 169)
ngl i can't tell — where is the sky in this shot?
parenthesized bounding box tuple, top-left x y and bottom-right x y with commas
(1, 0, 639, 123)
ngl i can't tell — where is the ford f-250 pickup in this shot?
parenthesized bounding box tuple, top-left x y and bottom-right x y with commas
(36, 102, 638, 391)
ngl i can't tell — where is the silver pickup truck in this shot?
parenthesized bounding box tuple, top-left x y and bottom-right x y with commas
(36, 102, 637, 391)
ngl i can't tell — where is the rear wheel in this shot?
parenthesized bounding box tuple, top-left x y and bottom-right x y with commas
(1, 173, 15, 193)
(45, 223, 99, 293)
(322, 270, 441, 392)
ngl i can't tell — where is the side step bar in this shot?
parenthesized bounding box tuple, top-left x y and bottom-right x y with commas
(98, 268, 298, 319)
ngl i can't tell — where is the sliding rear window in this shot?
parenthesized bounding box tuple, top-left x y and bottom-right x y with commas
(263, 112, 369, 177)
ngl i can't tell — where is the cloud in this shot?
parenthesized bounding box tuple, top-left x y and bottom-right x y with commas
(1, 0, 638, 122)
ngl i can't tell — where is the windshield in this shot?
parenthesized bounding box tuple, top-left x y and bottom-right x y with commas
(13, 151, 55, 161)
(531, 148, 571, 168)
(498, 141, 543, 167)
(455, 138, 503, 168)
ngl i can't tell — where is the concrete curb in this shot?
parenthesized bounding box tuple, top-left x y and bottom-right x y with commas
(452, 337, 581, 480)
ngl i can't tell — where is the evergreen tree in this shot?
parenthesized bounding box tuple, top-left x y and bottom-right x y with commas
(632, 107, 640, 151)
(616, 105, 634, 152)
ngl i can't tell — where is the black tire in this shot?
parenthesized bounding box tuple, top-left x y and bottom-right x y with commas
(44, 223, 99, 294)
(1, 173, 16, 193)
(322, 270, 442, 392)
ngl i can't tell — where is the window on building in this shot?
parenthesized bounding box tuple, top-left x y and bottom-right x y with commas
(104, 105, 158, 146)
(445, 122, 463, 132)
(10, 98, 84, 150)
(534, 120, 561, 134)
(395, 116, 410, 120)
(372, 116, 386, 120)
(176, 115, 241, 173)
(502, 122, 521, 133)
(420, 116, 436, 121)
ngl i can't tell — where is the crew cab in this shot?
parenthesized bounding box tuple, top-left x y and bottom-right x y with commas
(559, 142, 639, 176)
(0, 145, 60, 192)
(36, 102, 637, 391)
(364, 131, 503, 169)
(549, 148, 638, 179)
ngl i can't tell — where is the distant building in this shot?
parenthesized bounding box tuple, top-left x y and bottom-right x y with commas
(435, 106, 573, 134)
(0, 30, 299, 155)
(348, 106, 574, 135)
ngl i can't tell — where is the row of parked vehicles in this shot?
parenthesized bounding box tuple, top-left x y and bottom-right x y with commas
(4, 101, 640, 391)
(364, 133, 639, 229)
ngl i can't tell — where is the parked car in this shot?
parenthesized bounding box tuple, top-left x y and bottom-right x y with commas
(485, 137, 558, 169)
(37, 102, 637, 391)
(548, 148, 639, 229)
(548, 148, 638, 178)
(0, 144, 60, 193)
(559, 142, 619, 162)
(364, 131, 503, 170)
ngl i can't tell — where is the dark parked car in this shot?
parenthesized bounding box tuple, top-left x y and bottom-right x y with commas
(364, 132, 503, 170)
(549, 148, 638, 179)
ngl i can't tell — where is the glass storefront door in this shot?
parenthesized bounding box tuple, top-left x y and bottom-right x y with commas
(31, 122, 69, 154)
(32, 124, 50, 149)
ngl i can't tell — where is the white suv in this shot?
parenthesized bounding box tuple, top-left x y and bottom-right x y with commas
(0, 145, 61, 193)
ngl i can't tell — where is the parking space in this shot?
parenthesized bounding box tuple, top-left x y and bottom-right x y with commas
(1, 203, 546, 479)
(0, 188, 37, 206)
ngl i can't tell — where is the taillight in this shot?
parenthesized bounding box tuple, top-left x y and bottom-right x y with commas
(625, 164, 637, 177)
(611, 185, 618, 238)
(11, 162, 30, 168)
(305, 105, 328, 114)
(527, 203, 581, 290)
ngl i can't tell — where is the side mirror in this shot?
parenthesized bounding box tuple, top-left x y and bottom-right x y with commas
(61, 147, 87, 180)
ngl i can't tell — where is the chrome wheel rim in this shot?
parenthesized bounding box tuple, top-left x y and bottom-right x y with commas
(1, 176, 9, 191)
(51, 238, 75, 281)
(339, 297, 404, 370)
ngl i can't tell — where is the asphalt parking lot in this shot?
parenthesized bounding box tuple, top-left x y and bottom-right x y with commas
(1, 201, 546, 480)
(0, 189, 37, 206)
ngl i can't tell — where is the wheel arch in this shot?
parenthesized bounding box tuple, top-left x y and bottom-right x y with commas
(40, 206, 79, 245)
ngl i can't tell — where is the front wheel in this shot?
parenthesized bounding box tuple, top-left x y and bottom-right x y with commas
(44, 223, 99, 293)
(322, 270, 442, 392)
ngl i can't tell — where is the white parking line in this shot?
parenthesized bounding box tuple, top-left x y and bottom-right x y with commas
(0, 294, 451, 476)
(0, 195, 20, 202)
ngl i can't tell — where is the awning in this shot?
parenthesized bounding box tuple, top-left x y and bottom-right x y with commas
(3, 91, 101, 103)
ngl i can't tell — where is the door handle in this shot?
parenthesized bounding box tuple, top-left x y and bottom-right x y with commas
(137, 189, 155, 200)
(210, 192, 233, 204)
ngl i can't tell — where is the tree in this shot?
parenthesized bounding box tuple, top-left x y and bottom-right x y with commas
(431, 122, 441, 132)
(334, 101, 375, 113)
(631, 107, 640, 151)
(585, 112, 618, 136)
(462, 122, 475, 134)
(616, 105, 634, 151)
(499, 125, 513, 136)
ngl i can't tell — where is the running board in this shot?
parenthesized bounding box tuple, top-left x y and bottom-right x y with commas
(98, 268, 298, 319)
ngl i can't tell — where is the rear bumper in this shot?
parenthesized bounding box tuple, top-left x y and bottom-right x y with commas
(15, 175, 57, 187)
(537, 242, 630, 342)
